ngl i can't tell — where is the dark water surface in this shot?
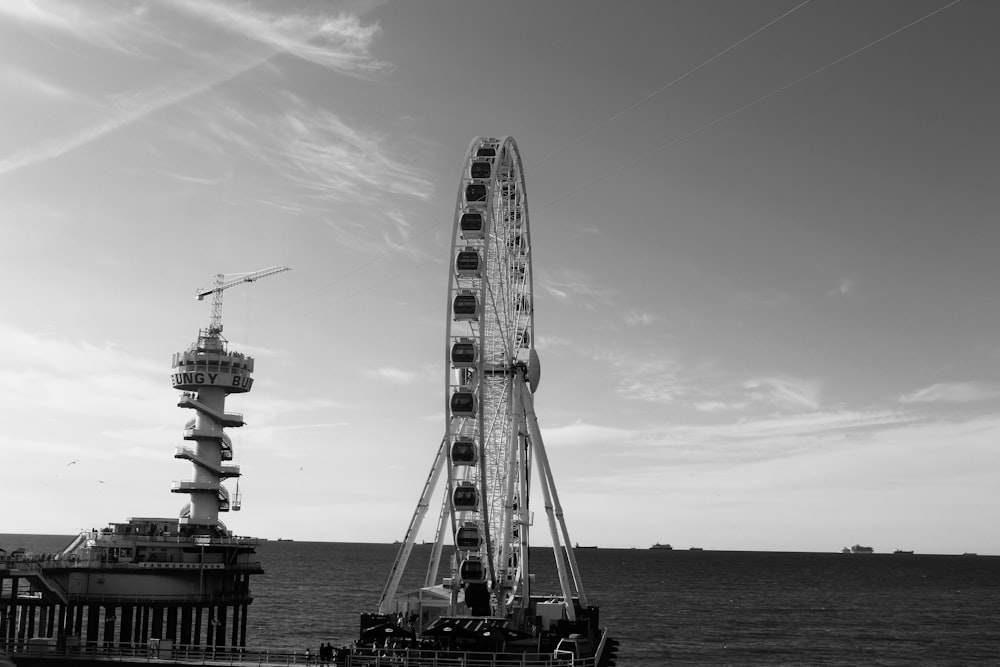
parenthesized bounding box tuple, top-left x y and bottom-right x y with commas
(4, 536, 999, 665)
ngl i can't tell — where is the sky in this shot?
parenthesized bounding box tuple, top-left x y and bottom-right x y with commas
(1, 0, 998, 557)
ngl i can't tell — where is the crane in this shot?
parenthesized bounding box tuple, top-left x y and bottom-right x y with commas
(196, 266, 291, 336)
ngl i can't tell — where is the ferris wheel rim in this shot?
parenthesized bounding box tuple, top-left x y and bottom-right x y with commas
(445, 136, 534, 601)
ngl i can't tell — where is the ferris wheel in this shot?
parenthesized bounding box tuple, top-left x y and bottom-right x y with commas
(445, 135, 536, 616)
(379, 137, 589, 628)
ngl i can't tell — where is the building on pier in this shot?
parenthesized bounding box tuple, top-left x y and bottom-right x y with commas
(1, 316, 267, 656)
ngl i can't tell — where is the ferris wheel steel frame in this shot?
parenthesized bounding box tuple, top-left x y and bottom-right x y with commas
(379, 136, 588, 628)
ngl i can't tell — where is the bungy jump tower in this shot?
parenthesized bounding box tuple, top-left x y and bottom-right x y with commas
(171, 266, 290, 525)
(0, 267, 288, 663)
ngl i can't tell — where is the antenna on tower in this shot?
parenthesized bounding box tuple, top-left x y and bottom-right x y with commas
(195, 266, 291, 336)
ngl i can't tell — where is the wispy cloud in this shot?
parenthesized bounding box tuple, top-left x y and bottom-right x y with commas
(272, 95, 433, 205)
(677, 408, 907, 443)
(599, 348, 719, 407)
(899, 381, 1000, 404)
(0, 321, 159, 377)
(539, 269, 615, 306)
(743, 375, 820, 411)
(0, 64, 75, 99)
(1, 1, 428, 253)
(0, 59, 258, 176)
(0, 322, 174, 456)
(616, 357, 689, 404)
(176, 90, 434, 246)
(541, 420, 639, 448)
(0, 1, 155, 55)
(535, 407, 912, 472)
(0, 2, 388, 176)
(570, 412, 1000, 545)
(2, 1, 385, 68)
(828, 279, 854, 297)
(366, 367, 420, 385)
(625, 310, 655, 327)
(600, 346, 821, 414)
(174, 0, 388, 74)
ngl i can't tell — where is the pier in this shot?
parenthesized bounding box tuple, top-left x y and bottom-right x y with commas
(1, 531, 260, 656)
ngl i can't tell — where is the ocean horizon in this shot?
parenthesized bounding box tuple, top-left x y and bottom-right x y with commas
(3, 534, 999, 665)
(4, 533, 994, 557)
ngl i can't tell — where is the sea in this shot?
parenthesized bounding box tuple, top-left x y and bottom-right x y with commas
(3, 535, 999, 666)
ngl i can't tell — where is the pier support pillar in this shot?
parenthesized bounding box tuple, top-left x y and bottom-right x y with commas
(63, 605, 74, 639)
(180, 606, 193, 646)
(151, 607, 163, 640)
(230, 604, 240, 647)
(120, 605, 133, 645)
(86, 604, 99, 644)
(194, 606, 203, 646)
(215, 605, 227, 647)
(206, 609, 215, 647)
(239, 602, 249, 647)
(18, 604, 30, 640)
(103, 605, 115, 647)
(0, 578, 8, 640)
(166, 606, 178, 642)
(130, 608, 138, 645)
(5, 578, 16, 642)
(24, 605, 31, 640)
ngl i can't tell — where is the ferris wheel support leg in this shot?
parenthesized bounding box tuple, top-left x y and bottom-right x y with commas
(534, 451, 577, 621)
(519, 379, 590, 612)
(520, 428, 532, 610)
(425, 476, 452, 589)
(495, 408, 525, 619)
(378, 436, 449, 614)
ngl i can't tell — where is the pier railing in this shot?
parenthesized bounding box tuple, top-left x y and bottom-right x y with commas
(1, 641, 307, 665)
(341, 647, 594, 666)
(0, 641, 594, 667)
